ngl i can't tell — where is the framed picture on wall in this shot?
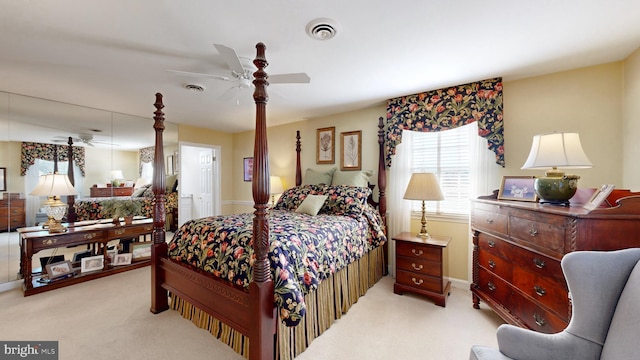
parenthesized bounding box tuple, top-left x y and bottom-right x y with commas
(316, 127, 335, 164)
(0, 167, 5, 192)
(243, 157, 253, 182)
(340, 131, 361, 171)
(498, 176, 538, 202)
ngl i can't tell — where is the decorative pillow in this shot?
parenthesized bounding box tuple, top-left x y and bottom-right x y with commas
(295, 195, 328, 216)
(142, 184, 155, 198)
(166, 174, 177, 193)
(331, 170, 373, 188)
(301, 168, 336, 185)
(320, 185, 372, 218)
(273, 184, 327, 211)
(132, 184, 151, 197)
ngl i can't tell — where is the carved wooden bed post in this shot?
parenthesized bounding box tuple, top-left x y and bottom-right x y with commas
(295, 130, 302, 186)
(150, 92, 168, 314)
(66, 137, 77, 223)
(249, 42, 276, 360)
(377, 117, 388, 274)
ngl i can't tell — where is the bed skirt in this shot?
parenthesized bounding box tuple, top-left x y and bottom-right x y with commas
(169, 245, 385, 360)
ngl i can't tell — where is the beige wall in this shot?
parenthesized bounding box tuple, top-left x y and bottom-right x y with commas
(623, 48, 640, 190)
(0, 142, 22, 195)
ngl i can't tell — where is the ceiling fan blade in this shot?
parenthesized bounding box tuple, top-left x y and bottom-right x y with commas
(269, 73, 311, 84)
(167, 69, 230, 81)
(214, 44, 246, 75)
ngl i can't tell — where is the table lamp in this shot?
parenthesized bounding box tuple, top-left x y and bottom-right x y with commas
(30, 173, 78, 233)
(521, 132, 592, 205)
(270, 176, 284, 207)
(110, 170, 124, 187)
(403, 173, 444, 238)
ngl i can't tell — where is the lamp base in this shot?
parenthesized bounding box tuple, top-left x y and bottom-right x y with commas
(48, 221, 67, 233)
(534, 174, 580, 206)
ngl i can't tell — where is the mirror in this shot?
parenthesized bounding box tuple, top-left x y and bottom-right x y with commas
(0, 91, 178, 286)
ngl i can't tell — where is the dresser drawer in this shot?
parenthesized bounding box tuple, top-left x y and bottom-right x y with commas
(509, 214, 565, 256)
(478, 249, 511, 282)
(509, 245, 565, 284)
(396, 241, 441, 262)
(510, 288, 568, 334)
(512, 266, 569, 320)
(396, 256, 441, 277)
(472, 205, 508, 235)
(477, 267, 513, 306)
(478, 233, 512, 259)
(396, 269, 442, 293)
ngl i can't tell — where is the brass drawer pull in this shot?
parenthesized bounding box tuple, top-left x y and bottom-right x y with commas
(411, 263, 423, 271)
(411, 248, 423, 256)
(411, 277, 424, 286)
(533, 258, 546, 269)
(533, 313, 546, 327)
(534, 285, 546, 297)
(83, 233, 97, 240)
(487, 282, 496, 291)
(488, 240, 496, 248)
(115, 229, 126, 235)
(486, 218, 494, 224)
(528, 225, 538, 236)
(488, 260, 496, 269)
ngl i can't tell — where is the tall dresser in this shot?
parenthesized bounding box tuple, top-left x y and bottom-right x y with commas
(470, 190, 640, 334)
(0, 194, 26, 231)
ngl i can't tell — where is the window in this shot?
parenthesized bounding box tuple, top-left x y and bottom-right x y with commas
(408, 123, 475, 216)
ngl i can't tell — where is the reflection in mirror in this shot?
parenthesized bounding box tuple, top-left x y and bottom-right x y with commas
(0, 91, 178, 286)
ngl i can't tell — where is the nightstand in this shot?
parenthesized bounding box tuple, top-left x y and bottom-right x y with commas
(393, 232, 451, 307)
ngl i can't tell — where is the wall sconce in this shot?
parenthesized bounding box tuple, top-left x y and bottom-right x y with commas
(521, 132, 592, 205)
(30, 173, 78, 233)
(403, 173, 444, 238)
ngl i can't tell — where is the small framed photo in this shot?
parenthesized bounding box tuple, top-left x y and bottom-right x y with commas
(316, 127, 335, 164)
(0, 167, 6, 192)
(113, 253, 132, 266)
(81, 255, 104, 273)
(243, 157, 253, 182)
(45, 260, 75, 280)
(584, 184, 615, 211)
(106, 249, 118, 262)
(131, 242, 152, 261)
(498, 176, 538, 202)
(340, 130, 361, 171)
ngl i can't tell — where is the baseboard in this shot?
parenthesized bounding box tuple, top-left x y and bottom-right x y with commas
(449, 277, 469, 290)
(0, 279, 22, 293)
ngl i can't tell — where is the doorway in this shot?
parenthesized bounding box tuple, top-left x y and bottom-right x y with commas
(177, 142, 221, 227)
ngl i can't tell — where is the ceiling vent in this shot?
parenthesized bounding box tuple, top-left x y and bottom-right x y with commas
(306, 18, 340, 40)
(184, 84, 205, 92)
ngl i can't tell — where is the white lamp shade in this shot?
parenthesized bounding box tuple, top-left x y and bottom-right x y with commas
(30, 173, 77, 196)
(521, 132, 592, 169)
(110, 170, 124, 180)
(403, 173, 444, 201)
(270, 176, 284, 194)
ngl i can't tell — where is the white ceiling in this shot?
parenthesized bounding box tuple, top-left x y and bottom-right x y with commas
(1, 0, 640, 136)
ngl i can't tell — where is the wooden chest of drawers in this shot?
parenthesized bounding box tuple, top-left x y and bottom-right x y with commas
(471, 193, 640, 333)
(393, 232, 451, 307)
(90, 186, 134, 197)
(0, 197, 25, 231)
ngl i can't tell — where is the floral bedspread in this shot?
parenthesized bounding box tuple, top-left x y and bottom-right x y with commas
(167, 204, 386, 327)
(74, 192, 178, 220)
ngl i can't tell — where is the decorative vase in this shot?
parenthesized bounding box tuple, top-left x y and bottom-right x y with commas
(124, 216, 133, 225)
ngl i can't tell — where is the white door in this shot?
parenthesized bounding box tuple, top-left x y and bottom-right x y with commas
(197, 149, 213, 218)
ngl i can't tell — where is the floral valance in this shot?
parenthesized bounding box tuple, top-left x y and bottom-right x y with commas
(139, 146, 154, 176)
(385, 77, 504, 168)
(21, 142, 86, 176)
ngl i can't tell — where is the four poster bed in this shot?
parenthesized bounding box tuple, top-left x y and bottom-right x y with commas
(149, 43, 388, 360)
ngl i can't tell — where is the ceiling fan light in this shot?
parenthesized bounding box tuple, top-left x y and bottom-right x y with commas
(306, 18, 340, 40)
(238, 78, 252, 89)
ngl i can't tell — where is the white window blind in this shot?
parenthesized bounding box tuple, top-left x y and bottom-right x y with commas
(409, 123, 474, 216)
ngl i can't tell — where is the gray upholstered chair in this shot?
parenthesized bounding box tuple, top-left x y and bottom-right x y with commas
(470, 248, 640, 360)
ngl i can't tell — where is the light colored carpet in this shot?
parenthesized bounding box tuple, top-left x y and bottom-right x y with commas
(0, 268, 503, 359)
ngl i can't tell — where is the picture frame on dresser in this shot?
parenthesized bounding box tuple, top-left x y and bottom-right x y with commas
(0, 167, 6, 192)
(45, 260, 75, 280)
(583, 184, 615, 210)
(498, 176, 537, 202)
(81, 255, 104, 273)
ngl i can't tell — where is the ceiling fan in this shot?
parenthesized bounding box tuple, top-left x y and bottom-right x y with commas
(52, 133, 113, 147)
(168, 44, 310, 103)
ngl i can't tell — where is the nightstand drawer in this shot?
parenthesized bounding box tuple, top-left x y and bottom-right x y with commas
(396, 256, 441, 277)
(396, 241, 441, 262)
(396, 269, 442, 293)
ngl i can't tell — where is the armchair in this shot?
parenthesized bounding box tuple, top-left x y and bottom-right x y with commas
(470, 248, 640, 360)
